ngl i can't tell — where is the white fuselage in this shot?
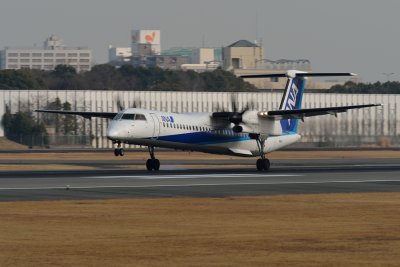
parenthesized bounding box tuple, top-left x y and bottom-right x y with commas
(106, 108, 300, 157)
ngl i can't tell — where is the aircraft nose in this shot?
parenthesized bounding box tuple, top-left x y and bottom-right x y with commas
(106, 126, 121, 140)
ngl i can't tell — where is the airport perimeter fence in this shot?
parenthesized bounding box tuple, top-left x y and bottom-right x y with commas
(6, 134, 92, 148)
(1, 90, 399, 149)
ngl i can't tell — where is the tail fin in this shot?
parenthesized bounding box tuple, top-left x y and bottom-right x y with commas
(240, 70, 357, 133)
(279, 74, 307, 133)
(240, 70, 357, 134)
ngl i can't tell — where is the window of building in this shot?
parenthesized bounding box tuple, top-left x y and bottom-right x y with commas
(79, 59, 90, 63)
(44, 53, 53, 57)
(56, 53, 66, 57)
(20, 53, 30, 57)
(68, 53, 78, 57)
(20, 59, 30, 63)
(32, 59, 42, 63)
(32, 65, 42, 69)
(32, 53, 42, 57)
(69, 59, 78, 63)
(8, 59, 18, 63)
(8, 53, 18, 57)
(8, 64, 18, 69)
(20, 65, 30, 69)
(56, 59, 66, 63)
(80, 53, 90, 57)
(44, 65, 54, 69)
(44, 59, 53, 63)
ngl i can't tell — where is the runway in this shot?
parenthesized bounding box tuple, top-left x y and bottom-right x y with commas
(1, 158, 400, 201)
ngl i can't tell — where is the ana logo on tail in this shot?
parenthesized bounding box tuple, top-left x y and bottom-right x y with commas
(286, 82, 299, 110)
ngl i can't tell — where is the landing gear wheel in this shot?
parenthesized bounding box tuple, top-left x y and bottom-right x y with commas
(114, 148, 124, 156)
(256, 158, 270, 171)
(146, 146, 160, 171)
(146, 159, 153, 171)
(256, 159, 264, 171)
(146, 158, 160, 171)
(153, 159, 160, 170)
(263, 158, 270, 171)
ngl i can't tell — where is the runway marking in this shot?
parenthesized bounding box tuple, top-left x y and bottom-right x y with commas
(88, 173, 301, 179)
(1, 179, 400, 191)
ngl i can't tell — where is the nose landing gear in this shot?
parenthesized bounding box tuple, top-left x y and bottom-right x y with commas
(146, 146, 160, 171)
(114, 142, 124, 156)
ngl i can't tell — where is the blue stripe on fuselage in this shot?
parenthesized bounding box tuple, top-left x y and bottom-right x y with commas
(155, 131, 251, 145)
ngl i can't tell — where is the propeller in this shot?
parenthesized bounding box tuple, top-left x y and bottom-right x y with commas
(115, 94, 142, 111)
(212, 94, 255, 133)
(116, 95, 124, 111)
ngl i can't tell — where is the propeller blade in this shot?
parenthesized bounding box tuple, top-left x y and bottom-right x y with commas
(115, 95, 125, 111)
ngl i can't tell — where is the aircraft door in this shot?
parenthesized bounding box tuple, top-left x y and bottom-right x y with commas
(150, 113, 160, 139)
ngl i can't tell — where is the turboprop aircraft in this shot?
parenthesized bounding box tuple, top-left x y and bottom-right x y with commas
(36, 70, 381, 171)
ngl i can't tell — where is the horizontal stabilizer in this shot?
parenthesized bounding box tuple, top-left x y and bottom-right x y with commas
(35, 109, 118, 119)
(260, 104, 382, 120)
(241, 72, 356, 79)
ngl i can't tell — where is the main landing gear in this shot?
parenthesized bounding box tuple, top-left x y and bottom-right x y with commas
(252, 134, 270, 171)
(114, 142, 124, 156)
(146, 146, 160, 171)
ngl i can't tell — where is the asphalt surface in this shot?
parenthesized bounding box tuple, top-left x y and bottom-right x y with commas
(1, 158, 400, 201)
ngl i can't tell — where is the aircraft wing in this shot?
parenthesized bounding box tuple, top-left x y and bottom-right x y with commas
(260, 104, 382, 120)
(35, 109, 118, 119)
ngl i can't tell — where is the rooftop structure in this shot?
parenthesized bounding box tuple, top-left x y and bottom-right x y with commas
(0, 35, 92, 72)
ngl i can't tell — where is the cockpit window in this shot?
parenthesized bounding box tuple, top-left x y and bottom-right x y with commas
(113, 113, 123, 120)
(121, 113, 135, 120)
(135, 114, 146, 120)
(118, 113, 147, 121)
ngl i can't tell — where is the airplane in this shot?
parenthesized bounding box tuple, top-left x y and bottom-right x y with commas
(36, 70, 381, 171)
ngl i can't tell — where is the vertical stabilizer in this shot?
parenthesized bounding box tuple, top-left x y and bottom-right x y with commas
(279, 73, 307, 133)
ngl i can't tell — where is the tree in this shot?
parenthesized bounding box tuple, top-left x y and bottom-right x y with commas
(40, 98, 76, 134)
(328, 81, 400, 94)
(0, 64, 258, 91)
(62, 101, 75, 134)
(1, 105, 47, 145)
(0, 69, 46, 89)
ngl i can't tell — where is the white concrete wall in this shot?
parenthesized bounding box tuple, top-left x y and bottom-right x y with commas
(1, 90, 398, 148)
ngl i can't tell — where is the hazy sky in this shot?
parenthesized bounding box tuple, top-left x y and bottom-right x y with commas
(1, 0, 399, 82)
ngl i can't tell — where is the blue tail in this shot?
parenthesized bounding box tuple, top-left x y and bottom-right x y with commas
(279, 76, 306, 133)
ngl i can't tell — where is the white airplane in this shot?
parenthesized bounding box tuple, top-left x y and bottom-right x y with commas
(36, 70, 381, 171)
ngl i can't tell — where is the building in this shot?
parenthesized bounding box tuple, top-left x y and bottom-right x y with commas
(223, 40, 263, 70)
(0, 35, 92, 72)
(108, 46, 131, 65)
(192, 48, 214, 64)
(162, 47, 194, 61)
(179, 48, 223, 72)
(131, 55, 188, 70)
(131, 30, 161, 56)
(130, 29, 189, 69)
